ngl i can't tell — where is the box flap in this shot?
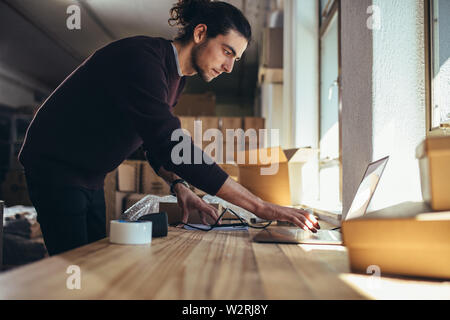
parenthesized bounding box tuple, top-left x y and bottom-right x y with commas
(416, 136, 450, 158)
(284, 148, 318, 163)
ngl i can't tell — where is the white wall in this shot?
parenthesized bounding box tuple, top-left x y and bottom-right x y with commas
(341, 0, 427, 218)
(294, 0, 319, 149)
(370, 0, 426, 211)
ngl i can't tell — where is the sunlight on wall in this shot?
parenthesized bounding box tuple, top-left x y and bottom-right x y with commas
(370, 0, 426, 210)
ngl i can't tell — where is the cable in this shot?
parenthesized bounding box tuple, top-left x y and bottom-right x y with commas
(174, 207, 273, 232)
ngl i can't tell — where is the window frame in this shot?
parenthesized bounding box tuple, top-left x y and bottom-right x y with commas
(425, 0, 450, 137)
(318, 0, 343, 204)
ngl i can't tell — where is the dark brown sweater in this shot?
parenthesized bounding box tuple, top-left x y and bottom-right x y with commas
(19, 36, 228, 195)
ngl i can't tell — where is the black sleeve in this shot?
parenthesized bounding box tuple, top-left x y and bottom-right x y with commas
(110, 44, 228, 195)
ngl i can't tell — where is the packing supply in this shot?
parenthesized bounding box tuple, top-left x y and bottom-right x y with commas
(195, 116, 220, 161)
(124, 193, 147, 211)
(179, 116, 196, 138)
(137, 212, 169, 237)
(121, 194, 173, 221)
(244, 117, 265, 133)
(342, 202, 450, 279)
(118, 160, 171, 195)
(109, 220, 152, 245)
(117, 160, 141, 192)
(141, 161, 170, 195)
(173, 92, 216, 116)
(236, 146, 319, 206)
(159, 201, 221, 225)
(416, 136, 450, 210)
(121, 194, 229, 226)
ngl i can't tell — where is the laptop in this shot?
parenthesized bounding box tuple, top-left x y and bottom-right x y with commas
(253, 156, 389, 245)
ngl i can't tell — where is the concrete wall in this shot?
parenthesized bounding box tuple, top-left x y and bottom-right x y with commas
(341, 0, 426, 218)
(341, 0, 374, 217)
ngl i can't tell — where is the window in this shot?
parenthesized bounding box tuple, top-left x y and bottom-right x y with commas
(426, 0, 450, 136)
(319, 0, 341, 207)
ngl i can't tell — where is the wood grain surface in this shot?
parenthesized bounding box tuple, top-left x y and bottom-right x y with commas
(0, 226, 448, 299)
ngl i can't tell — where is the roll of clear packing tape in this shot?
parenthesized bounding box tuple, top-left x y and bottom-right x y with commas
(109, 220, 152, 245)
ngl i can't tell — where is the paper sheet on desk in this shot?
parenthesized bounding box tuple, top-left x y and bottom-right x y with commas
(183, 224, 248, 231)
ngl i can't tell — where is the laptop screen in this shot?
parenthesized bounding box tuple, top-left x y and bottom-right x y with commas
(345, 156, 389, 221)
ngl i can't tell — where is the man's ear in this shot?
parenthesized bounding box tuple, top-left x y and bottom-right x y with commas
(193, 24, 208, 44)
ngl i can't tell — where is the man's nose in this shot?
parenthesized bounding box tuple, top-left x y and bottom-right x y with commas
(222, 59, 235, 73)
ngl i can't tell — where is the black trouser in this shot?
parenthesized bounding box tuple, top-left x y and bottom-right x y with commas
(26, 178, 106, 256)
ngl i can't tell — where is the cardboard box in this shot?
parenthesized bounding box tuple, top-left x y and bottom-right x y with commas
(221, 117, 265, 163)
(141, 162, 170, 195)
(221, 117, 243, 163)
(117, 160, 141, 192)
(174, 92, 216, 116)
(244, 117, 265, 133)
(104, 169, 117, 236)
(218, 163, 239, 182)
(115, 191, 130, 219)
(244, 117, 266, 151)
(196, 116, 220, 161)
(342, 203, 450, 279)
(160, 201, 222, 225)
(124, 193, 147, 211)
(416, 136, 450, 211)
(262, 27, 283, 68)
(221, 117, 243, 136)
(237, 146, 318, 206)
(179, 116, 196, 138)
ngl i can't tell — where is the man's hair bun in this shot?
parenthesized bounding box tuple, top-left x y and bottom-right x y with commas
(168, 0, 252, 45)
(169, 0, 212, 27)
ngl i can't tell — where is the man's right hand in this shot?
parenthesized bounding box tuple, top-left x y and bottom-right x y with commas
(255, 201, 320, 233)
(216, 177, 320, 233)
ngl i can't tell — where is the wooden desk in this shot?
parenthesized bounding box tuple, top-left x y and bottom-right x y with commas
(0, 226, 449, 299)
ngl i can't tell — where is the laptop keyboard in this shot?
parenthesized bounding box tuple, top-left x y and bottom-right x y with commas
(284, 228, 341, 241)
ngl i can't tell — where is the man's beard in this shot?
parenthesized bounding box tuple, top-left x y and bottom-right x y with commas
(191, 40, 211, 82)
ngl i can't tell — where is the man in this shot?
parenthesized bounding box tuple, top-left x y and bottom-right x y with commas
(19, 0, 319, 256)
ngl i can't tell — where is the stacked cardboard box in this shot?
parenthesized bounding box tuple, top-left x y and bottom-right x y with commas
(141, 162, 171, 195)
(416, 136, 450, 211)
(103, 160, 172, 230)
(342, 202, 450, 279)
(236, 146, 319, 206)
(173, 92, 216, 116)
(221, 117, 243, 163)
(116, 160, 170, 195)
(178, 115, 266, 167)
(104, 116, 267, 233)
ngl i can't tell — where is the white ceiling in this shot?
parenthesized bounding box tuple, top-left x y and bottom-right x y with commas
(1, 0, 271, 88)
